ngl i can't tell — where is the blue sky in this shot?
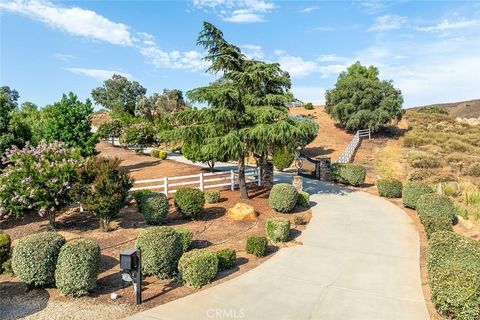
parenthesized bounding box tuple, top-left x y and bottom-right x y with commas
(1, 0, 480, 109)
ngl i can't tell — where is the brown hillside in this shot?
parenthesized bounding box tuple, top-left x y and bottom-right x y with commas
(409, 99, 480, 118)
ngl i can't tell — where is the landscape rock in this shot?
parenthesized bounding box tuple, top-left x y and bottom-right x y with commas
(227, 203, 257, 221)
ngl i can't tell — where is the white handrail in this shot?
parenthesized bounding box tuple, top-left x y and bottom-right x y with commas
(334, 128, 370, 164)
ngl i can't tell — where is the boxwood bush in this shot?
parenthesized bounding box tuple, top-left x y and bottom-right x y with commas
(402, 181, 434, 209)
(427, 231, 480, 319)
(178, 249, 218, 288)
(139, 193, 169, 225)
(265, 218, 291, 243)
(150, 149, 160, 158)
(331, 163, 366, 186)
(174, 187, 205, 219)
(246, 236, 268, 257)
(272, 148, 294, 171)
(216, 248, 236, 271)
(416, 193, 456, 238)
(376, 178, 403, 198)
(0, 231, 11, 268)
(12, 232, 66, 287)
(174, 227, 193, 252)
(296, 191, 310, 208)
(2, 258, 13, 275)
(158, 150, 167, 160)
(136, 226, 183, 279)
(204, 190, 221, 204)
(133, 189, 153, 207)
(55, 238, 101, 297)
(269, 184, 298, 213)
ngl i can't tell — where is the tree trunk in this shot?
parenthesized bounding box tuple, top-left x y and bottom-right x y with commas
(261, 161, 274, 189)
(238, 155, 249, 199)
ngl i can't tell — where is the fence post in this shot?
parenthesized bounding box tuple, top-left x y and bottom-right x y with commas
(199, 173, 204, 191)
(230, 170, 235, 191)
(369, 129, 371, 140)
(164, 177, 168, 196)
(257, 167, 262, 186)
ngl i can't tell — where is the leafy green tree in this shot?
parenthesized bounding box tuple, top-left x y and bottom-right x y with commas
(42, 93, 98, 156)
(0, 88, 32, 158)
(325, 61, 404, 132)
(91, 74, 146, 115)
(162, 22, 318, 197)
(135, 89, 189, 122)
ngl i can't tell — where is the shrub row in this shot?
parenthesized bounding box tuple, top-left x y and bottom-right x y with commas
(11, 232, 100, 296)
(331, 163, 366, 187)
(427, 231, 480, 319)
(150, 149, 167, 159)
(402, 181, 434, 209)
(416, 194, 456, 238)
(376, 178, 403, 198)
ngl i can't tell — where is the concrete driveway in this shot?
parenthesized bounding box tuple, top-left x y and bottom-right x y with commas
(127, 178, 429, 320)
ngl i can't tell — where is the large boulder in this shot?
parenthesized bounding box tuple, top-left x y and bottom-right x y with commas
(227, 203, 257, 221)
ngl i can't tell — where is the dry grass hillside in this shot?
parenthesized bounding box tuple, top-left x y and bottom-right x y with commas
(409, 99, 480, 118)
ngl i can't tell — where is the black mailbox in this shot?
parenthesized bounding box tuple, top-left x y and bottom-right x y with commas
(120, 248, 139, 271)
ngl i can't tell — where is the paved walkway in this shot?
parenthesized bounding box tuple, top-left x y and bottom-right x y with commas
(128, 175, 429, 320)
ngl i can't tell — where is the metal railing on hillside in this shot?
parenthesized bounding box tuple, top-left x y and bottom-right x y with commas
(334, 129, 371, 164)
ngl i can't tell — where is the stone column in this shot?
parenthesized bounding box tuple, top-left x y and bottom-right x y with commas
(292, 175, 303, 192)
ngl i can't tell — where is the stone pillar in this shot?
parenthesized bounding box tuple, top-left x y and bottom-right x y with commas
(292, 175, 303, 192)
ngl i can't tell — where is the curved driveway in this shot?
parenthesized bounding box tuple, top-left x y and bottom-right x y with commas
(128, 178, 429, 320)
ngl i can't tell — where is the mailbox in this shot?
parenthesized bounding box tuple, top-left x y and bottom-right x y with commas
(120, 248, 139, 271)
(119, 248, 142, 304)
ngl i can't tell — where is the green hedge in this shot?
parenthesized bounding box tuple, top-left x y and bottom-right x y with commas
(402, 181, 434, 209)
(204, 190, 221, 204)
(55, 238, 101, 297)
(246, 236, 268, 257)
(174, 227, 193, 252)
(139, 193, 169, 225)
(269, 184, 298, 213)
(150, 150, 167, 160)
(427, 231, 480, 320)
(0, 231, 11, 269)
(296, 191, 310, 208)
(416, 193, 456, 238)
(331, 163, 366, 186)
(174, 187, 205, 219)
(12, 232, 65, 287)
(178, 249, 218, 288)
(216, 249, 236, 271)
(265, 218, 291, 243)
(376, 178, 403, 198)
(133, 189, 153, 207)
(136, 227, 183, 279)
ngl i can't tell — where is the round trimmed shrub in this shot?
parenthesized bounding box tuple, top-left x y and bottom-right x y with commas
(269, 184, 298, 213)
(178, 249, 218, 288)
(55, 238, 101, 297)
(175, 227, 193, 252)
(204, 190, 221, 204)
(427, 231, 480, 319)
(136, 226, 183, 279)
(140, 193, 169, 225)
(331, 163, 366, 186)
(174, 188, 205, 219)
(376, 178, 403, 198)
(273, 148, 294, 171)
(0, 231, 11, 268)
(216, 249, 236, 271)
(402, 181, 434, 209)
(12, 232, 66, 287)
(265, 218, 291, 243)
(133, 189, 153, 207)
(150, 149, 160, 158)
(246, 236, 268, 257)
(416, 193, 456, 238)
(296, 191, 310, 208)
(2, 258, 13, 275)
(158, 150, 167, 160)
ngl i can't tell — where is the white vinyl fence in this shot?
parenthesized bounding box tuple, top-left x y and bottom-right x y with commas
(131, 168, 261, 195)
(334, 129, 371, 164)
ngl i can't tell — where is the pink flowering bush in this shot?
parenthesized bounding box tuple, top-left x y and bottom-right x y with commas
(0, 141, 82, 226)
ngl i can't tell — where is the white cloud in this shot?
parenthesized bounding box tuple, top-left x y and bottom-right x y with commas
(276, 55, 319, 78)
(316, 54, 349, 63)
(192, 0, 274, 23)
(0, 0, 132, 46)
(313, 26, 333, 31)
(241, 44, 264, 59)
(416, 18, 480, 32)
(301, 6, 319, 13)
(369, 14, 407, 31)
(291, 86, 325, 105)
(53, 53, 76, 61)
(65, 68, 133, 81)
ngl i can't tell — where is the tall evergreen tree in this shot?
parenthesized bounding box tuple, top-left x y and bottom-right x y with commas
(162, 22, 318, 198)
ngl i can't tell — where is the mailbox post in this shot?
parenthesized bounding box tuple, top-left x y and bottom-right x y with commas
(120, 248, 142, 304)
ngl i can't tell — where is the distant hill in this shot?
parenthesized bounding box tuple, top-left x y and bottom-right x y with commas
(408, 99, 480, 118)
